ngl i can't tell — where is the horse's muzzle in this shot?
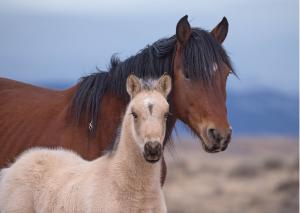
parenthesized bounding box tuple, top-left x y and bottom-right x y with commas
(204, 127, 232, 153)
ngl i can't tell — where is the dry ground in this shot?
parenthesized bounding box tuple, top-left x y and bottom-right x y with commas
(163, 136, 298, 213)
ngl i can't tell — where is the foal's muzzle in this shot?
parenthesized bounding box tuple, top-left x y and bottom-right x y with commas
(143, 141, 162, 163)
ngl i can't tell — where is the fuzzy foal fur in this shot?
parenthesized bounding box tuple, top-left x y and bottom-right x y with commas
(0, 75, 171, 213)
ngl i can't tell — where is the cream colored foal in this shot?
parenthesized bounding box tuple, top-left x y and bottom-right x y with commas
(0, 74, 171, 213)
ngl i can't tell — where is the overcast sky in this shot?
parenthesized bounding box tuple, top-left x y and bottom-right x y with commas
(0, 0, 298, 95)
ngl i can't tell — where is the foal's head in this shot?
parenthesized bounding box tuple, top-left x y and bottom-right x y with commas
(125, 74, 171, 163)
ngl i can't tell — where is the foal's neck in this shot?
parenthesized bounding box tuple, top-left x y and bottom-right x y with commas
(110, 115, 161, 191)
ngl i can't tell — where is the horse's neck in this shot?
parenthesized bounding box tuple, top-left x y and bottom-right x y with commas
(109, 117, 161, 192)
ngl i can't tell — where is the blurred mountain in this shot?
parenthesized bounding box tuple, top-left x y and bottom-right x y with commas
(227, 90, 298, 136)
(41, 81, 298, 136)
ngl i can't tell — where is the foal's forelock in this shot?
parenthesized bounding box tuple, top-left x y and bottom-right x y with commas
(140, 79, 160, 91)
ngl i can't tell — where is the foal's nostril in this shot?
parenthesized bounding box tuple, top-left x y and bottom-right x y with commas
(145, 141, 161, 155)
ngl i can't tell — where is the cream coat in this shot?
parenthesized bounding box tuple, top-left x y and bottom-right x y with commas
(0, 75, 171, 213)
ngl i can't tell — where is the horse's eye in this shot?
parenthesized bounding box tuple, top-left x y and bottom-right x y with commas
(131, 112, 138, 119)
(164, 112, 172, 119)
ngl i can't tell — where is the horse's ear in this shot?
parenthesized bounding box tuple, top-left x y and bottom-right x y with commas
(176, 15, 192, 46)
(211, 17, 228, 43)
(126, 75, 141, 98)
(156, 74, 172, 97)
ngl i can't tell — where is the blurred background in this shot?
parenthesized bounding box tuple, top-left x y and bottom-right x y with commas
(0, 0, 298, 212)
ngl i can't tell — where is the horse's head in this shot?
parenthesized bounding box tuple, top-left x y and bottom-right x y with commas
(172, 15, 234, 153)
(126, 74, 171, 163)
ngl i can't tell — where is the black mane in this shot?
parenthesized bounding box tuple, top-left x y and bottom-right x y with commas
(70, 28, 234, 134)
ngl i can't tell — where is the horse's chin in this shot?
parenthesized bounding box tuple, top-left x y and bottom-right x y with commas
(201, 141, 226, 153)
(191, 128, 226, 153)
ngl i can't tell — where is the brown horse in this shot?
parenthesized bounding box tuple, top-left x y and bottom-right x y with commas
(0, 15, 235, 184)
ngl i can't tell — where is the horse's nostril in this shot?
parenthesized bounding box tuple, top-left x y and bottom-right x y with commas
(224, 132, 232, 145)
(208, 128, 221, 142)
(208, 128, 214, 139)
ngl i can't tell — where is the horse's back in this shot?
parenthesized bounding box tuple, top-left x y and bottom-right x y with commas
(0, 77, 76, 168)
(0, 77, 51, 113)
(0, 77, 33, 90)
(0, 77, 65, 104)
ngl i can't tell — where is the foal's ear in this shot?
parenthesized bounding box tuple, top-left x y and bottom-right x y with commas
(156, 74, 172, 97)
(176, 15, 192, 46)
(210, 17, 229, 43)
(126, 75, 141, 98)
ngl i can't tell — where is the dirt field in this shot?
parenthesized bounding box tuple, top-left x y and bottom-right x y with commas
(163, 136, 298, 213)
